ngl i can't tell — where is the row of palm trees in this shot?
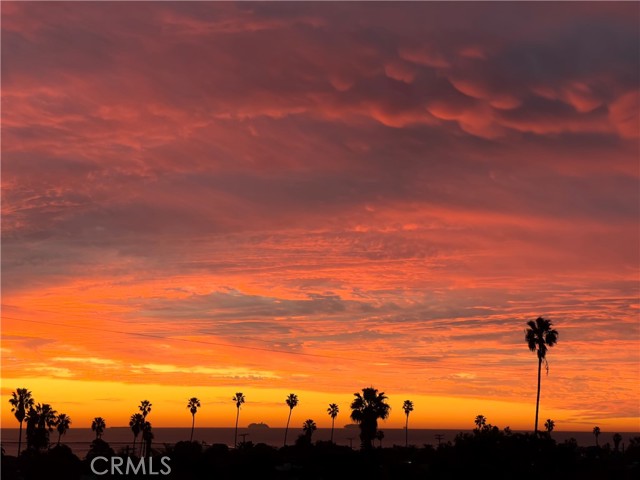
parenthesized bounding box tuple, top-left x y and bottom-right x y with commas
(183, 390, 415, 449)
(9, 317, 561, 454)
(9, 387, 414, 453)
(8, 389, 74, 455)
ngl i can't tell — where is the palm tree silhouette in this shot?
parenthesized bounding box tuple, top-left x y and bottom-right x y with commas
(55, 414, 72, 446)
(187, 397, 200, 442)
(9, 388, 34, 456)
(302, 419, 317, 443)
(544, 418, 555, 437)
(139, 400, 152, 420)
(525, 316, 559, 434)
(283, 393, 298, 446)
(375, 429, 384, 448)
(474, 414, 487, 431)
(402, 400, 414, 447)
(327, 403, 339, 443)
(25, 403, 57, 451)
(593, 426, 601, 447)
(91, 417, 106, 439)
(350, 387, 391, 450)
(129, 413, 143, 454)
(232, 393, 245, 448)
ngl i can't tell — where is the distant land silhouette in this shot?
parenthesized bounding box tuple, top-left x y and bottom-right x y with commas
(247, 422, 269, 429)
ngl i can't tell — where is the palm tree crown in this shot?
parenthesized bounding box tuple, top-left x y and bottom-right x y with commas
(327, 403, 339, 419)
(56, 414, 72, 445)
(91, 417, 106, 439)
(286, 393, 299, 410)
(525, 317, 559, 367)
(302, 419, 317, 437)
(525, 317, 559, 434)
(187, 397, 201, 415)
(36, 403, 58, 431)
(350, 387, 391, 450)
(233, 392, 245, 409)
(545, 418, 555, 433)
(139, 400, 152, 419)
(474, 414, 487, 430)
(9, 388, 34, 423)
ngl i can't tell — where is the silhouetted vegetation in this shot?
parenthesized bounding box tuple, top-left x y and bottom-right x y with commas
(232, 392, 244, 447)
(9, 388, 34, 456)
(525, 316, 559, 434)
(283, 393, 298, 447)
(4, 425, 638, 480)
(187, 397, 200, 442)
(55, 413, 71, 446)
(402, 399, 413, 447)
(327, 403, 339, 443)
(350, 387, 391, 450)
(3, 389, 639, 480)
(91, 416, 105, 439)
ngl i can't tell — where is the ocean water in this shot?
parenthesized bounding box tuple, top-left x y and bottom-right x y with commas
(1, 427, 636, 458)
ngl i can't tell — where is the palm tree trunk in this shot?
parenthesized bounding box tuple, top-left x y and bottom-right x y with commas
(57, 432, 61, 447)
(234, 408, 240, 447)
(17, 421, 23, 456)
(190, 415, 195, 442)
(330, 417, 335, 443)
(405, 414, 409, 447)
(534, 356, 542, 434)
(284, 409, 292, 446)
(132, 436, 136, 456)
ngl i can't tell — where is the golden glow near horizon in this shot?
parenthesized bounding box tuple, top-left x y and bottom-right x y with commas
(2, 2, 639, 434)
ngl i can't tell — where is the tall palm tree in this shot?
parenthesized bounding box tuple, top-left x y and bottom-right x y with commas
(283, 393, 298, 446)
(525, 316, 559, 434)
(129, 413, 143, 454)
(544, 418, 555, 437)
(375, 429, 385, 448)
(402, 400, 414, 447)
(232, 393, 245, 448)
(139, 400, 152, 420)
(91, 417, 106, 439)
(187, 397, 201, 442)
(593, 426, 601, 447)
(474, 414, 487, 431)
(327, 403, 339, 443)
(302, 419, 317, 443)
(55, 414, 72, 446)
(9, 388, 34, 456)
(350, 387, 391, 450)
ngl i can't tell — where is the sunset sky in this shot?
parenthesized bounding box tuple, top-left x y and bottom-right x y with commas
(2, 2, 639, 433)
